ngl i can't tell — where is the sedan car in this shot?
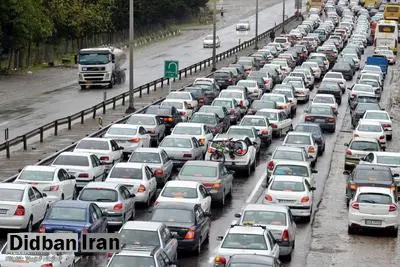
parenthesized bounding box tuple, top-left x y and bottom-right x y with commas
(78, 182, 135, 227)
(190, 112, 227, 135)
(294, 123, 325, 155)
(104, 124, 151, 159)
(282, 132, 318, 166)
(171, 122, 214, 152)
(199, 105, 231, 129)
(166, 91, 199, 111)
(39, 200, 108, 236)
(0, 183, 48, 232)
(260, 93, 292, 118)
(176, 160, 234, 206)
(267, 146, 309, 178)
(204, 34, 221, 48)
(353, 120, 386, 149)
(160, 135, 204, 166)
(128, 147, 173, 187)
(145, 105, 183, 134)
(14, 165, 76, 202)
(239, 115, 273, 145)
(105, 162, 157, 206)
(358, 79, 382, 100)
(155, 180, 212, 213)
(247, 100, 278, 115)
(362, 110, 393, 140)
(311, 94, 338, 115)
(344, 137, 381, 170)
(126, 114, 166, 145)
(348, 187, 398, 236)
(237, 79, 263, 100)
(316, 80, 342, 105)
(263, 176, 315, 222)
(212, 98, 241, 124)
(218, 90, 250, 114)
(272, 88, 297, 116)
(304, 104, 336, 133)
(161, 99, 194, 122)
(150, 202, 211, 254)
(256, 109, 293, 137)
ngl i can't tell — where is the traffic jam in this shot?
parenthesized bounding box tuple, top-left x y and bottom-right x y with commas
(0, 0, 399, 266)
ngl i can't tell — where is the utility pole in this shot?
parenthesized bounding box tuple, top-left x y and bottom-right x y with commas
(282, 0, 286, 34)
(255, 0, 259, 49)
(212, 0, 217, 71)
(126, 0, 136, 113)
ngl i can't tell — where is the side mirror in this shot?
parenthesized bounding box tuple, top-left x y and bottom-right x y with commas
(252, 141, 258, 146)
(74, 55, 78, 64)
(234, 213, 241, 218)
(217, 236, 224, 241)
(111, 54, 115, 63)
(42, 193, 47, 197)
(390, 116, 394, 119)
(130, 193, 136, 198)
(343, 170, 350, 175)
(344, 143, 349, 147)
(393, 173, 400, 178)
(119, 146, 124, 150)
(310, 186, 316, 191)
(312, 169, 318, 174)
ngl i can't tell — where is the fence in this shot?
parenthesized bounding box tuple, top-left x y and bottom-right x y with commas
(2, 15, 297, 183)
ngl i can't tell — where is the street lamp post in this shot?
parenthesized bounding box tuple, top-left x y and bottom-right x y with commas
(212, 0, 217, 71)
(126, 0, 136, 114)
(255, 0, 259, 49)
(282, 0, 286, 34)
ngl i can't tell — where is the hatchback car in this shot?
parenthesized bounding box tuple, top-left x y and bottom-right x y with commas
(362, 110, 393, 140)
(204, 34, 221, 48)
(344, 137, 381, 170)
(353, 120, 386, 149)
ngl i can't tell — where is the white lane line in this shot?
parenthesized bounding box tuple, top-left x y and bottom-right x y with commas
(245, 172, 267, 204)
(74, 256, 82, 263)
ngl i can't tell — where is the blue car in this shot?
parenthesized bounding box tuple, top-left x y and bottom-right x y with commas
(39, 200, 108, 236)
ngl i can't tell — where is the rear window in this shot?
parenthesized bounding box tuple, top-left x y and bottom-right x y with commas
(228, 128, 254, 138)
(213, 100, 233, 108)
(376, 156, 400, 165)
(220, 91, 242, 99)
(364, 112, 389, 120)
(242, 211, 287, 226)
(241, 117, 266, 126)
(161, 138, 193, 148)
(214, 72, 229, 78)
(126, 116, 156, 125)
(310, 106, 332, 115)
(354, 169, 392, 181)
(166, 93, 190, 100)
(262, 95, 284, 103)
(357, 193, 392, 204)
(161, 101, 183, 109)
(180, 165, 217, 177)
(151, 208, 194, 224)
(108, 255, 155, 267)
(191, 114, 217, 124)
(285, 135, 311, 145)
(273, 150, 304, 161)
(350, 141, 379, 151)
(273, 165, 309, 176)
(357, 124, 382, 132)
(53, 155, 89, 167)
(161, 187, 198, 199)
(270, 181, 305, 192)
(76, 140, 109, 150)
(256, 111, 278, 121)
(0, 189, 24, 202)
(48, 207, 86, 221)
(129, 152, 161, 164)
(313, 96, 334, 104)
(251, 101, 275, 109)
(79, 188, 118, 202)
(18, 170, 54, 182)
(173, 126, 202, 135)
(107, 127, 137, 136)
(109, 167, 143, 179)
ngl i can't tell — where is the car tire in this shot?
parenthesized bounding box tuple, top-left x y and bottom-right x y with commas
(389, 228, 398, 237)
(283, 251, 292, 262)
(347, 225, 355, 235)
(25, 217, 33, 233)
(387, 135, 392, 141)
(220, 192, 226, 207)
(247, 164, 252, 177)
(61, 194, 64, 200)
(251, 159, 256, 171)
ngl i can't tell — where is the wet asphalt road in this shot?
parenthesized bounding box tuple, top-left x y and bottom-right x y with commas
(0, 0, 298, 142)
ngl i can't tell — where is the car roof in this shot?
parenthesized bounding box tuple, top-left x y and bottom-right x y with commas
(368, 151, 400, 157)
(271, 175, 307, 182)
(22, 165, 58, 172)
(84, 182, 120, 190)
(183, 160, 220, 167)
(165, 180, 200, 188)
(214, 97, 235, 102)
(314, 94, 335, 98)
(229, 126, 255, 131)
(365, 110, 388, 114)
(121, 220, 163, 231)
(113, 162, 145, 169)
(243, 203, 289, 213)
(193, 112, 216, 116)
(228, 225, 266, 235)
(356, 186, 393, 195)
(54, 200, 91, 208)
(274, 145, 306, 153)
(175, 122, 205, 128)
(354, 164, 391, 171)
(286, 131, 312, 137)
(59, 151, 92, 157)
(351, 137, 379, 143)
(242, 115, 266, 119)
(0, 183, 29, 190)
(162, 99, 187, 104)
(358, 119, 382, 126)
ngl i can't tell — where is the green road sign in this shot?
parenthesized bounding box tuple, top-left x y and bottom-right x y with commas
(164, 60, 179, 78)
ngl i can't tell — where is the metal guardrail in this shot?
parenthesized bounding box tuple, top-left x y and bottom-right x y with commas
(2, 15, 297, 183)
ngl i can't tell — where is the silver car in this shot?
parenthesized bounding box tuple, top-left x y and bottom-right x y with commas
(78, 182, 136, 227)
(125, 114, 166, 145)
(176, 160, 234, 206)
(128, 147, 173, 187)
(159, 135, 204, 167)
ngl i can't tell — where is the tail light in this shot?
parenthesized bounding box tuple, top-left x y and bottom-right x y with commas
(184, 227, 196, 240)
(389, 204, 397, 212)
(264, 194, 273, 202)
(199, 97, 205, 103)
(267, 161, 275, 170)
(129, 137, 140, 143)
(345, 149, 352, 156)
(50, 185, 59, 191)
(247, 109, 255, 115)
(39, 225, 46, 233)
(154, 169, 164, 175)
(328, 117, 335, 123)
(281, 229, 289, 242)
(212, 183, 221, 188)
(148, 129, 155, 134)
(153, 200, 159, 206)
(228, 78, 233, 84)
(300, 196, 310, 203)
(308, 146, 316, 153)
(82, 227, 89, 233)
(271, 123, 278, 129)
(214, 256, 227, 264)
(137, 184, 146, 193)
(163, 117, 173, 123)
(180, 111, 187, 116)
(212, 127, 220, 133)
(100, 156, 109, 161)
(379, 135, 385, 140)
(351, 202, 359, 210)
(382, 124, 391, 128)
(41, 264, 53, 267)
(259, 129, 268, 135)
(78, 173, 89, 178)
(113, 203, 123, 211)
(279, 104, 288, 109)
(390, 185, 396, 191)
(107, 252, 113, 258)
(14, 205, 25, 216)
(236, 149, 247, 155)
(265, 80, 271, 85)
(305, 116, 312, 121)
(183, 153, 192, 158)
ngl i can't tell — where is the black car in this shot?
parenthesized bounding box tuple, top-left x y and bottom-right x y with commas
(295, 123, 325, 155)
(350, 102, 381, 128)
(216, 254, 283, 267)
(145, 105, 183, 134)
(247, 100, 278, 115)
(229, 63, 246, 79)
(214, 70, 236, 89)
(332, 62, 354, 81)
(185, 86, 213, 107)
(199, 105, 231, 130)
(150, 202, 211, 254)
(195, 83, 221, 102)
(317, 81, 343, 105)
(344, 164, 399, 205)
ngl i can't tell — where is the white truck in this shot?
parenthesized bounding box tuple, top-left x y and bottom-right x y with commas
(75, 46, 126, 89)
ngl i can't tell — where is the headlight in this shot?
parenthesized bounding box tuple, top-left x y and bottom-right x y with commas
(82, 67, 87, 71)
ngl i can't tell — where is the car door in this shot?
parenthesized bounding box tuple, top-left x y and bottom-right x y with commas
(267, 231, 280, 258)
(279, 112, 291, 132)
(287, 209, 296, 242)
(160, 226, 177, 262)
(91, 155, 104, 181)
(120, 186, 134, 219)
(31, 187, 47, 223)
(139, 126, 151, 147)
(110, 140, 122, 162)
(90, 204, 107, 233)
(220, 166, 233, 196)
(161, 150, 173, 179)
(198, 185, 212, 213)
(58, 169, 74, 199)
(191, 138, 203, 159)
(27, 187, 40, 224)
(145, 167, 157, 197)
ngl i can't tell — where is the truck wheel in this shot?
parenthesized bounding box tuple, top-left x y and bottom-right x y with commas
(80, 85, 86, 90)
(108, 75, 115, 89)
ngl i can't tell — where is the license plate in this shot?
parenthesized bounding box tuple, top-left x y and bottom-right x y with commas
(315, 119, 325, 123)
(365, 219, 382, 226)
(0, 209, 7, 214)
(279, 199, 296, 203)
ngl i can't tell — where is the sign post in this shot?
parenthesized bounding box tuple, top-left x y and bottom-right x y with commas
(164, 60, 179, 92)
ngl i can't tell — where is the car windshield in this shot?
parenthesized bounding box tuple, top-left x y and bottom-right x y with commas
(173, 126, 202, 135)
(273, 150, 304, 161)
(107, 127, 137, 136)
(161, 138, 193, 148)
(180, 165, 217, 177)
(129, 152, 161, 164)
(167, 93, 190, 100)
(108, 255, 155, 267)
(334, 63, 350, 69)
(357, 124, 382, 132)
(120, 229, 160, 246)
(320, 82, 339, 89)
(313, 96, 334, 104)
(273, 165, 309, 176)
(376, 155, 400, 165)
(262, 95, 284, 102)
(18, 170, 54, 181)
(350, 141, 379, 151)
(220, 91, 242, 99)
(357, 193, 392, 204)
(286, 80, 303, 87)
(76, 140, 109, 150)
(48, 207, 86, 221)
(355, 103, 380, 112)
(359, 80, 378, 87)
(270, 180, 305, 191)
(126, 116, 156, 125)
(0, 189, 24, 202)
(221, 233, 267, 250)
(325, 73, 342, 79)
(310, 106, 332, 115)
(242, 211, 287, 226)
(191, 114, 217, 124)
(53, 155, 89, 167)
(241, 117, 266, 127)
(251, 101, 275, 109)
(161, 101, 184, 109)
(354, 169, 392, 181)
(285, 135, 311, 145)
(213, 100, 233, 108)
(151, 208, 194, 223)
(161, 187, 198, 199)
(237, 81, 257, 87)
(353, 85, 373, 92)
(79, 188, 118, 202)
(228, 128, 255, 138)
(199, 107, 223, 118)
(364, 112, 389, 120)
(237, 59, 253, 66)
(185, 88, 205, 98)
(108, 167, 143, 179)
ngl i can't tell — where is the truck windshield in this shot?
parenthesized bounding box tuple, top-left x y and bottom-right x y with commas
(79, 53, 110, 65)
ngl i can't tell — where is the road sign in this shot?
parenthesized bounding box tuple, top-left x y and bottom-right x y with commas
(164, 60, 179, 79)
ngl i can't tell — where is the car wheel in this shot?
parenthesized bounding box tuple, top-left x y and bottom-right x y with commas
(227, 185, 233, 198)
(146, 194, 152, 207)
(283, 251, 292, 262)
(25, 217, 33, 232)
(387, 135, 392, 141)
(61, 194, 64, 200)
(347, 225, 355, 235)
(251, 159, 256, 171)
(389, 228, 398, 237)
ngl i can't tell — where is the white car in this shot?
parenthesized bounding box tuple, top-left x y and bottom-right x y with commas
(274, 37, 291, 50)
(237, 80, 262, 100)
(14, 165, 76, 202)
(104, 124, 151, 159)
(362, 110, 393, 140)
(171, 122, 214, 153)
(353, 120, 386, 149)
(236, 21, 250, 31)
(348, 187, 398, 237)
(166, 91, 199, 110)
(349, 84, 375, 102)
(283, 77, 310, 103)
(256, 109, 292, 137)
(155, 180, 212, 213)
(0, 183, 48, 232)
(260, 93, 292, 117)
(239, 115, 272, 145)
(309, 53, 330, 71)
(269, 160, 317, 186)
(218, 89, 250, 113)
(203, 34, 221, 48)
(302, 61, 322, 80)
(126, 114, 166, 145)
(344, 137, 381, 170)
(105, 162, 157, 206)
(51, 152, 106, 188)
(266, 146, 309, 178)
(159, 135, 204, 166)
(73, 137, 123, 168)
(263, 176, 315, 222)
(161, 99, 194, 121)
(282, 132, 318, 166)
(272, 88, 298, 116)
(312, 94, 338, 114)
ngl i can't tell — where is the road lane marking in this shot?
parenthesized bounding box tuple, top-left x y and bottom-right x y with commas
(245, 172, 267, 204)
(74, 256, 82, 263)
